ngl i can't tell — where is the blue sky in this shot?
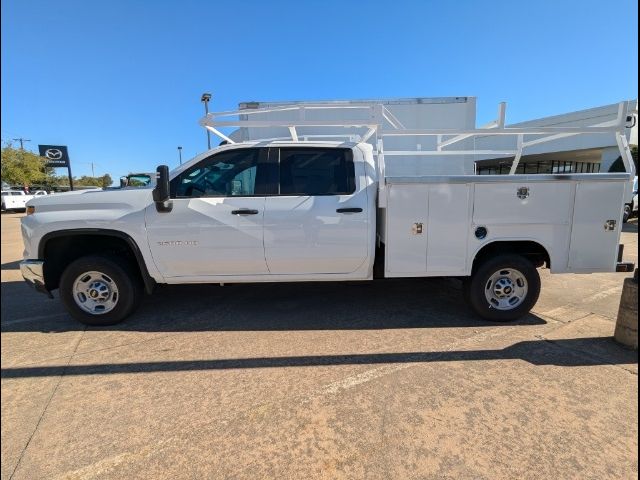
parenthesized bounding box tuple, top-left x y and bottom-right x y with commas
(2, 0, 638, 180)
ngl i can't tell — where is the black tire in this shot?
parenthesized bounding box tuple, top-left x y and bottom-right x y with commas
(59, 255, 142, 326)
(623, 204, 631, 223)
(464, 254, 541, 322)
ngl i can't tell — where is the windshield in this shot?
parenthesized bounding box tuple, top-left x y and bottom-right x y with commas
(127, 174, 152, 187)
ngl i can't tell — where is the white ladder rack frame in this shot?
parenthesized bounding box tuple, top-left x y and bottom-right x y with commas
(198, 101, 636, 204)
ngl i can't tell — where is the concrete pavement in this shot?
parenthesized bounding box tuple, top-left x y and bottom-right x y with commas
(1, 212, 638, 479)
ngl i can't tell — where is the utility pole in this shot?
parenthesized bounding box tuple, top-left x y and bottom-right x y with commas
(79, 162, 98, 178)
(201, 93, 212, 150)
(177, 146, 183, 165)
(12, 138, 31, 150)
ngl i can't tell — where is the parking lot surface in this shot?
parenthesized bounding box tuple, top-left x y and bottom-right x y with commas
(1, 212, 638, 479)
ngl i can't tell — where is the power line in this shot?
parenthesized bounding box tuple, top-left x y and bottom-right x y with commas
(12, 138, 31, 150)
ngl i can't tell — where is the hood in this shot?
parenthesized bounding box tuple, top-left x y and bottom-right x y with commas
(26, 187, 153, 213)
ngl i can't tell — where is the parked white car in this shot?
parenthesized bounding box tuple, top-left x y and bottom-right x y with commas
(2, 190, 49, 212)
(19, 103, 637, 326)
(1, 190, 29, 211)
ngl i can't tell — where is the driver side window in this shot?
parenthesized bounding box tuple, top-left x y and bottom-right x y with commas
(172, 148, 262, 198)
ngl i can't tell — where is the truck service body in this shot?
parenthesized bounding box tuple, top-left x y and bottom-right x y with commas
(19, 100, 637, 325)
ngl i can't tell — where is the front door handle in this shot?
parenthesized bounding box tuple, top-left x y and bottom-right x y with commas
(231, 209, 259, 215)
(336, 207, 363, 213)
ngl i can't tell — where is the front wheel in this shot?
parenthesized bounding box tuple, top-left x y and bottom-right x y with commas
(463, 254, 541, 322)
(623, 204, 631, 223)
(59, 255, 142, 326)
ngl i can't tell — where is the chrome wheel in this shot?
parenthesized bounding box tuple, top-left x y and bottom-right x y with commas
(484, 268, 528, 311)
(72, 271, 119, 315)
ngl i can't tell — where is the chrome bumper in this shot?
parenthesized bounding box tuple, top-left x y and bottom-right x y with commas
(20, 260, 53, 298)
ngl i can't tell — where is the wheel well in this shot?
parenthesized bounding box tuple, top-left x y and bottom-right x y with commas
(40, 232, 153, 293)
(472, 241, 550, 273)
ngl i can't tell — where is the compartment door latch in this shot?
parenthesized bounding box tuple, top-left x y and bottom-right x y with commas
(517, 187, 530, 199)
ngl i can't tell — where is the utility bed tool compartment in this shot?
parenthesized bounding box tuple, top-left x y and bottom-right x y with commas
(568, 181, 626, 271)
(473, 182, 572, 225)
(385, 183, 471, 276)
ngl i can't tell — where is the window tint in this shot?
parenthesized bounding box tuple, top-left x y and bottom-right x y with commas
(279, 148, 355, 195)
(172, 148, 261, 198)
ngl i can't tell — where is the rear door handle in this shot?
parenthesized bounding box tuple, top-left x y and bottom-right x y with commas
(336, 207, 363, 213)
(231, 209, 259, 215)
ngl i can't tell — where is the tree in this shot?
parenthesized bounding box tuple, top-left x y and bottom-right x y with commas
(73, 174, 113, 188)
(0, 143, 53, 186)
(101, 174, 113, 188)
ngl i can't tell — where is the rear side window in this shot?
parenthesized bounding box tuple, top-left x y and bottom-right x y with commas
(278, 148, 355, 195)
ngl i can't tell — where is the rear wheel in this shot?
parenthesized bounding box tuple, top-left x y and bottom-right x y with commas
(59, 255, 142, 326)
(623, 204, 631, 223)
(464, 254, 541, 321)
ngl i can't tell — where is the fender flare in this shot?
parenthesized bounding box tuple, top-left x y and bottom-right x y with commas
(39, 229, 156, 294)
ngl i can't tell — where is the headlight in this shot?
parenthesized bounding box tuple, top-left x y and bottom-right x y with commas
(26, 206, 35, 215)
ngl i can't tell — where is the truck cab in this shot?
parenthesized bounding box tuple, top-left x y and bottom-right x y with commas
(145, 142, 376, 280)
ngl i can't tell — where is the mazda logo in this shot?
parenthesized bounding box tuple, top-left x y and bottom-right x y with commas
(44, 148, 63, 160)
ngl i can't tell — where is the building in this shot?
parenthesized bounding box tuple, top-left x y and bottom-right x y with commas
(227, 97, 638, 176)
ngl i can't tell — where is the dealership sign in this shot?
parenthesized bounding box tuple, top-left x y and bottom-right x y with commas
(39, 144, 74, 189)
(39, 145, 70, 168)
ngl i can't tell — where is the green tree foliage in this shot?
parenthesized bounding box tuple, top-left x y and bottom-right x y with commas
(1, 143, 114, 189)
(75, 174, 112, 187)
(101, 174, 113, 188)
(0, 143, 52, 186)
(608, 145, 638, 173)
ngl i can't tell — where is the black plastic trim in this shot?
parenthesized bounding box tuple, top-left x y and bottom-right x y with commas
(616, 262, 635, 273)
(38, 229, 156, 294)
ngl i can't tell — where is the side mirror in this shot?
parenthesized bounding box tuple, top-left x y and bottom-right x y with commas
(152, 165, 173, 212)
(119, 176, 128, 188)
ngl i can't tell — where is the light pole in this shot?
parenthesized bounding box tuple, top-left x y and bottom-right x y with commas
(177, 146, 183, 165)
(201, 92, 212, 150)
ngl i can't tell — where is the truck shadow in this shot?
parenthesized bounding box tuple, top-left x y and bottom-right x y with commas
(622, 220, 638, 233)
(2, 336, 636, 379)
(1, 277, 546, 333)
(1, 260, 21, 270)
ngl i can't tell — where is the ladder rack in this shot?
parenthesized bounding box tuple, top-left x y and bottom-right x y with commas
(198, 101, 636, 180)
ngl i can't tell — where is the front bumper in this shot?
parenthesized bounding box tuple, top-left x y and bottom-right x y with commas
(20, 260, 53, 298)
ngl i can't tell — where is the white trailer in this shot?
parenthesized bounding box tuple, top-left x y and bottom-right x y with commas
(19, 99, 636, 326)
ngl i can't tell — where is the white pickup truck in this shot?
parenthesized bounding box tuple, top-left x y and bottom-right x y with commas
(2, 190, 48, 212)
(20, 104, 636, 326)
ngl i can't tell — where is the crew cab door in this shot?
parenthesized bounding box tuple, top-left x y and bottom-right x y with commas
(145, 147, 270, 278)
(263, 146, 369, 274)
